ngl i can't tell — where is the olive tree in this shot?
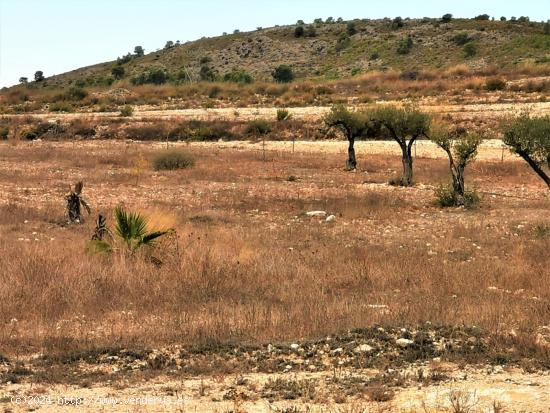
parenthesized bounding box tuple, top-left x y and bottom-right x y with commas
(503, 114, 550, 189)
(431, 126, 482, 204)
(324, 105, 370, 170)
(367, 105, 430, 186)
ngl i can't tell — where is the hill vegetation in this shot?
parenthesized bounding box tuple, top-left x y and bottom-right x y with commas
(1, 15, 549, 111)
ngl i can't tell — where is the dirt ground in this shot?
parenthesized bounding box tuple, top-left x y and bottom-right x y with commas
(3, 367, 550, 412)
(0, 140, 549, 412)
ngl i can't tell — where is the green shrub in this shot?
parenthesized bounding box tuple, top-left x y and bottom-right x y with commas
(452, 32, 471, 45)
(23, 131, 38, 140)
(153, 150, 195, 170)
(131, 67, 169, 85)
(223, 69, 253, 84)
(347, 22, 357, 35)
(397, 35, 413, 54)
(464, 43, 478, 57)
(65, 86, 88, 101)
(435, 184, 480, 207)
(486, 77, 506, 91)
(111, 65, 125, 80)
(246, 119, 272, 135)
(272, 65, 294, 83)
(199, 65, 217, 82)
(276, 108, 291, 121)
(441, 13, 453, 23)
(474, 14, 490, 21)
(391, 17, 404, 29)
(336, 33, 351, 51)
(0, 126, 8, 140)
(120, 105, 134, 117)
(534, 223, 550, 238)
(294, 26, 304, 38)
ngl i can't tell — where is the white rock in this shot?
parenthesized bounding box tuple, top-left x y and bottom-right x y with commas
(306, 211, 326, 217)
(325, 214, 336, 222)
(290, 343, 300, 350)
(354, 344, 374, 353)
(396, 338, 414, 348)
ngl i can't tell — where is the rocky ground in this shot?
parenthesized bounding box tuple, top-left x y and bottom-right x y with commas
(2, 325, 550, 412)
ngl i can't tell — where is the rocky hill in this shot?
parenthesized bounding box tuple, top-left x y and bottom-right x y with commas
(37, 17, 550, 88)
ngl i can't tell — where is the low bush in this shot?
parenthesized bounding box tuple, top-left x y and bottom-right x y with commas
(435, 184, 480, 207)
(49, 102, 73, 112)
(120, 105, 134, 117)
(486, 77, 507, 91)
(153, 150, 195, 170)
(452, 32, 471, 46)
(246, 119, 272, 135)
(464, 43, 478, 57)
(223, 69, 253, 84)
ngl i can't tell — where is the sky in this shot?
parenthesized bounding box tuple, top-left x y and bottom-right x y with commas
(0, 0, 548, 87)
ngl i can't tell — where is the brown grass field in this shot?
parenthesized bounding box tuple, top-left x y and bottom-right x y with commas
(0, 139, 549, 411)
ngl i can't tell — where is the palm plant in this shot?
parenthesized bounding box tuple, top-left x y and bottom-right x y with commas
(89, 207, 170, 255)
(114, 206, 170, 252)
(66, 181, 91, 223)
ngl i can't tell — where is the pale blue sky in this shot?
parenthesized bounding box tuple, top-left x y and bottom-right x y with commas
(0, 0, 548, 87)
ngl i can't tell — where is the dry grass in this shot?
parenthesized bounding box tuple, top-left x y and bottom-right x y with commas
(0, 141, 549, 358)
(2, 66, 549, 113)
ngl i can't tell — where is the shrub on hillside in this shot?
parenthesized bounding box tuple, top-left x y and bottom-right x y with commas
(131, 67, 169, 85)
(397, 35, 413, 54)
(153, 150, 195, 170)
(272, 65, 294, 83)
(464, 43, 477, 57)
(65, 86, 88, 101)
(223, 69, 253, 84)
(452, 32, 471, 45)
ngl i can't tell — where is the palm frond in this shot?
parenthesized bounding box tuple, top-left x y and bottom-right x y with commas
(74, 181, 84, 195)
(80, 198, 91, 215)
(140, 230, 170, 246)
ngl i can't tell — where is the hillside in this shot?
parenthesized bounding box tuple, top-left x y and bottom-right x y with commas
(22, 17, 550, 87)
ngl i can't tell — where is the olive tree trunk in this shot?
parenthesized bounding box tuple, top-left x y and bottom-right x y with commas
(347, 138, 357, 171)
(399, 141, 415, 186)
(517, 150, 550, 190)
